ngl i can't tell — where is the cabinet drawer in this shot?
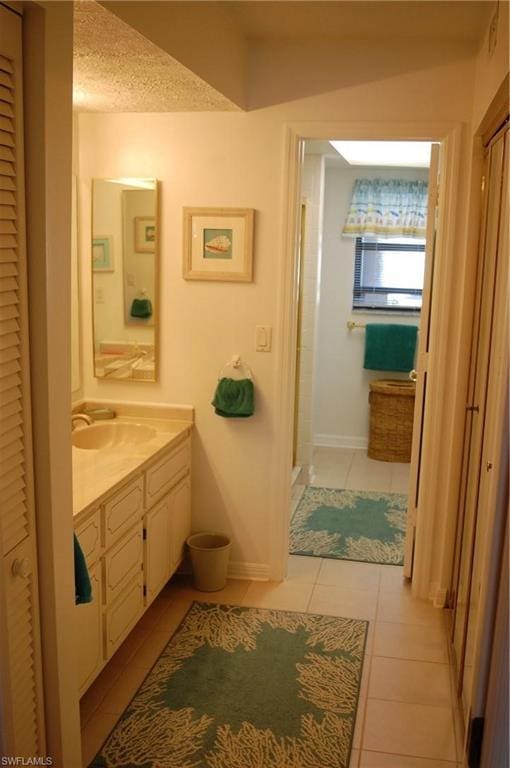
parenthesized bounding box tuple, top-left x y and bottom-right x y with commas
(103, 475, 144, 547)
(104, 573, 144, 659)
(75, 509, 101, 565)
(145, 438, 190, 508)
(75, 563, 103, 695)
(104, 522, 143, 605)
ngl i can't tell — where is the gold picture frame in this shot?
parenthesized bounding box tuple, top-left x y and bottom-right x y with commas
(183, 207, 254, 282)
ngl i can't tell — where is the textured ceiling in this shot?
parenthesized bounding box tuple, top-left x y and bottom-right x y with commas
(73, 1, 239, 112)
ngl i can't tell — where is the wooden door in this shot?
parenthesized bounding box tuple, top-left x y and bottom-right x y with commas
(0, 5, 45, 756)
(403, 143, 440, 578)
(451, 125, 508, 740)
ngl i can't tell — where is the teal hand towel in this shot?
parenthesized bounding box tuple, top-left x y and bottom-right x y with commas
(130, 298, 152, 319)
(212, 377, 255, 418)
(364, 323, 418, 372)
(74, 533, 92, 605)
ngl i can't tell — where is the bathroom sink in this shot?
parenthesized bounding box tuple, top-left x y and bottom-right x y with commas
(72, 421, 157, 450)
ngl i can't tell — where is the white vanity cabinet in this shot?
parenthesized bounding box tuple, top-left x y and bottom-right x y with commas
(74, 434, 191, 695)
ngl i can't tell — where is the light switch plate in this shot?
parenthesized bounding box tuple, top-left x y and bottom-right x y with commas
(256, 325, 272, 352)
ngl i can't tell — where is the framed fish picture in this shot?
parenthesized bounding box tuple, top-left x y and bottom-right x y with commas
(182, 207, 254, 282)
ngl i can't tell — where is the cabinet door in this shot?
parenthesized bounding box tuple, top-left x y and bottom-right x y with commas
(169, 475, 191, 573)
(103, 522, 143, 606)
(75, 563, 103, 695)
(144, 495, 172, 605)
(104, 573, 144, 659)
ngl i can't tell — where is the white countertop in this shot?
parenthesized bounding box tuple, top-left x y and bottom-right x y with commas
(72, 415, 192, 518)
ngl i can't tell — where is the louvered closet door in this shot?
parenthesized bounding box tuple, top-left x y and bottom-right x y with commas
(0, 6, 45, 758)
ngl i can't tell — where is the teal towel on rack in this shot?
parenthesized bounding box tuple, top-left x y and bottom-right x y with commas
(364, 323, 418, 372)
(130, 298, 152, 319)
(212, 377, 255, 418)
(74, 533, 92, 605)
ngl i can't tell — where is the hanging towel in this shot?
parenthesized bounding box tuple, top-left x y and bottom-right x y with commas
(364, 324, 418, 372)
(130, 297, 153, 319)
(212, 377, 255, 418)
(74, 533, 92, 605)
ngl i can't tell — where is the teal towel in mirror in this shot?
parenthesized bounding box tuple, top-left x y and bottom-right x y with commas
(212, 377, 255, 418)
(130, 297, 153, 319)
(74, 533, 92, 605)
(364, 323, 418, 372)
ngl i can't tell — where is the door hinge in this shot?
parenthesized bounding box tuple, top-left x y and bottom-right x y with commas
(143, 528, 147, 540)
(143, 585, 147, 597)
(481, 175, 486, 193)
(467, 716, 484, 768)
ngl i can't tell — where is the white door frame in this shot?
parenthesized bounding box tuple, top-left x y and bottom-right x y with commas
(269, 120, 464, 603)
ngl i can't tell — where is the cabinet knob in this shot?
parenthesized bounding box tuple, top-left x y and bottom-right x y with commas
(11, 557, 30, 579)
(409, 369, 417, 382)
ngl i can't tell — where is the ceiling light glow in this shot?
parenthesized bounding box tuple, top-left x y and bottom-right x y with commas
(329, 141, 432, 167)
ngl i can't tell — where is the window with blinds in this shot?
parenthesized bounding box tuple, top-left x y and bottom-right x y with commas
(0, 35, 45, 758)
(353, 236, 425, 311)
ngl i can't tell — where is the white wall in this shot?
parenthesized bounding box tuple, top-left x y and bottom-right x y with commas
(313, 165, 428, 448)
(77, 54, 476, 575)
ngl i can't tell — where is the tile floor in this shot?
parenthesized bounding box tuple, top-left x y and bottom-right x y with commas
(298, 445, 411, 494)
(80, 559, 465, 767)
(80, 448, 464, 767)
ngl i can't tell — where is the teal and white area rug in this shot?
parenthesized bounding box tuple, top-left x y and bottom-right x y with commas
(290, 487, 408, 565)
(89, 602, 367, 768)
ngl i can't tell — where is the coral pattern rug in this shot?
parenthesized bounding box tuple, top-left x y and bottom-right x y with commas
(290, 486, 407, 565)
(90, 602, 367, 768)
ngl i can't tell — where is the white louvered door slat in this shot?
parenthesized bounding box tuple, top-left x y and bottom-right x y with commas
(0, 6, 45, 758)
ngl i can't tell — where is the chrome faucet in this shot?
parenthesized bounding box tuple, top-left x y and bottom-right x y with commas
(71, 413, 93, 430)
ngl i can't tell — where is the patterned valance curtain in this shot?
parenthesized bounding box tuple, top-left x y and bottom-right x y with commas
(342, 178, 428, 238)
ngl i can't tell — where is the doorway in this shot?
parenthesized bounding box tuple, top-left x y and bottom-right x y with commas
(290, 139, 434, 578)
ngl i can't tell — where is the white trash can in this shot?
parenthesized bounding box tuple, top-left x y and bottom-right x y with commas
(186, 532, 232, 592)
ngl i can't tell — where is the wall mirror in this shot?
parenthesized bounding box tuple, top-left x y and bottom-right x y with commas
(91, 178, 158, 381)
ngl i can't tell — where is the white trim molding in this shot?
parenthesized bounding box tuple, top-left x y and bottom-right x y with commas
(314, 434, 368, 450)
(228, 562, 270, 582)
(269, 120, 466, 601)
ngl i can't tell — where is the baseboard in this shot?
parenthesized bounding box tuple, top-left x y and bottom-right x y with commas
(228, 561, 270, 581)
(314, 434, 368, 450)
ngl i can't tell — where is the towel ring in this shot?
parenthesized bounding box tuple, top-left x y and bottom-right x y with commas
(218, 355, 253, 380)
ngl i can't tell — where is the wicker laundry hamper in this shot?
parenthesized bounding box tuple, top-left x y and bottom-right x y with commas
(368, 380, 416, 462)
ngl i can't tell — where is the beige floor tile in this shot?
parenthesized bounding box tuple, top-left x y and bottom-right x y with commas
(129, 630, 173, 670)
(379, 565, 407, 592)
(352, 696, 366, 750)
(374, 622, 448, 663)
(346, 452, 392, 493)
(287, 554, 322, 583)
(108, 624, 150, 667)
(312, 446, 355, 468)
(242, 580, 314, 611)
(390, 463, 411, 494)
(377, 590, 444, 627)
(99, 665, 150, 715)
(310, 467, 351, 489)
(79, 661, 123, 726)
(360, 752, 457, 767)
(309, 584, 377, 620)
(368, 657, 451, 707)
(81, 711, 120, 767)
(165, 576, 250, 605)
(155, 598, 193, 634)
(318, 559, 381, 590)
(363, 699, 456, 761)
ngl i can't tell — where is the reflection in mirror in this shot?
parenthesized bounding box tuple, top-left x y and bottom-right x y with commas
(92, 179, 158, 381)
